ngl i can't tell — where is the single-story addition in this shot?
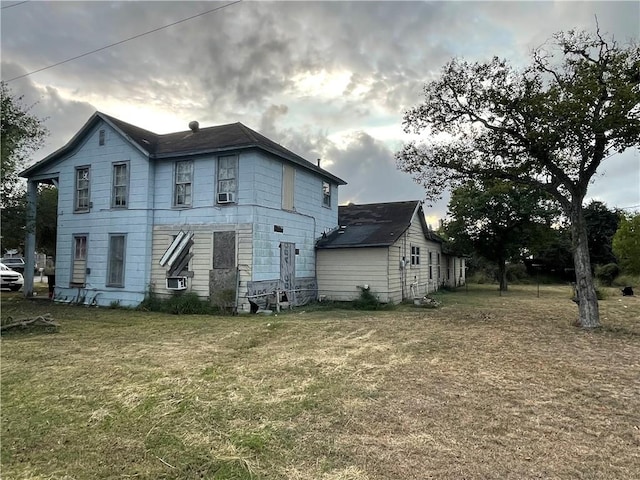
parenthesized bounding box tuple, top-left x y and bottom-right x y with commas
(20, 111, 346, 310)
(315, 201, 466, 303)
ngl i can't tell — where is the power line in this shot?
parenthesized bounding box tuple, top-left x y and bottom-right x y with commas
(1, 1, 29, 10)
(6, 0, 242, 83)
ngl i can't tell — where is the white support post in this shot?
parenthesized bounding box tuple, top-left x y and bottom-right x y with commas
(23, 180, 38, 297)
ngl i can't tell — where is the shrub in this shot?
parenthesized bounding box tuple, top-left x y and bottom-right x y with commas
(137, 287, 214, 315)
(164, 292, 211, 315)
(506, 263, 529, 283)
(595, 263, 620, 287)
(612, 274, 639, 288)
(137, 285, 163, 312)
(352, 286, 393, 311)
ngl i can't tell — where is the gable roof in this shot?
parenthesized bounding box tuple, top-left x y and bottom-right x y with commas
(316, 200, 441, 249)
(20, 111, 347, 185)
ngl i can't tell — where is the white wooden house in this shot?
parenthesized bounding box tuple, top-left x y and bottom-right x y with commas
(316, 201, 466, 303)
(20, 112, 346, 310)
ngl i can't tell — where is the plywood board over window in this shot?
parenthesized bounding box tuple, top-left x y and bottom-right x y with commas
(211, 231, 237, 309)
(213, 231, 236, 269)
(282, 164, 295, 211)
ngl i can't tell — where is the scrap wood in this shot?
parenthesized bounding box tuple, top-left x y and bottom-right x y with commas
(1, 313, 59, 332)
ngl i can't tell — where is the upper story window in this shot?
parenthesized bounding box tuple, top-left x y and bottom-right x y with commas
(174, 160, 193, 207)
(322, 181, 331, 208)
(75, 166, 90, 212)
(112, 162, 129, 208)
(99, 129, 105, 146)
(411, 246, 420, 266)
(217, 155, 237, 204)
(282, 164, 295, 211)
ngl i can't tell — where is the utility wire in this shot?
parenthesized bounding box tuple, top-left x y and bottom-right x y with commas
(1, 1, 29, 10)
(6, 0, 242, 82)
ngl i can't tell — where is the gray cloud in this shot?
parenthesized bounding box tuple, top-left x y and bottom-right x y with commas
(2, 1, 638, 221)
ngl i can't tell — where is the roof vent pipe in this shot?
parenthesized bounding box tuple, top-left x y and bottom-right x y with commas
(317, 158, 321, 167)
(189, 121, 199, 133)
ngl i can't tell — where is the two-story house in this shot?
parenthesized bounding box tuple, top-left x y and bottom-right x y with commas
(20, 112, 346, 310)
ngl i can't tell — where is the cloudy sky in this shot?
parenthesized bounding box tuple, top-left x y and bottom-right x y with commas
(2, 0, 639, 225)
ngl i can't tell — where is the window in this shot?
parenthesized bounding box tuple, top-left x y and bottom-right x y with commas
(112, 162, 129, 208)
(71, 235, 87, 286)
(107, 234, 126, 287)
(282, 164, 295, 210)
(217, 155, 237, 203)
(428, 251, 433, 280)
(411, 246, 420, 266)
(437, 253, 441, 280)
(322, 181, 331, 207)
(99, 129, 105, 146)
(75, 166, 90, 212)
(213, 231, 236, 269)
(174, 160, 192, 207)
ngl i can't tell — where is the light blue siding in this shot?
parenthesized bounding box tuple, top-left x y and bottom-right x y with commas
(32, 118, 341, 307)
(51, 121, 154, 306)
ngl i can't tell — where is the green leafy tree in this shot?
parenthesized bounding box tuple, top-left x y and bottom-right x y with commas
(396, 29, 640, 328)
(583, 201, 620, 267)
(443, 179, 558, 291)
(0, 186, 58, 256)
(1, 82, 48, 206)
(612, 213, 640, 274)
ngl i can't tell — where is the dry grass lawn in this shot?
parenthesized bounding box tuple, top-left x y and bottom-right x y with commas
(1, 284, 639, 479)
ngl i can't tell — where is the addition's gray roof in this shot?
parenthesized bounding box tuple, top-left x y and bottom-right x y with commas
(316, 200, 442, 249)
(20, 112, 347, 185)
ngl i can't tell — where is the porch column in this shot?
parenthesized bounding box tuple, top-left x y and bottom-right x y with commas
(23, 180, 37, 297)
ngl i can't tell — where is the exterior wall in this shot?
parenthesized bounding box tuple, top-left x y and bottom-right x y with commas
(35, 120, 340, 308)
(150, 223, 254, 310)
(394, 220, 443, 299)
(151, 149, 339, 290)
(443, 255, 466, 287)
(52, 122, 153, 307)
(316, 248, 391, 302)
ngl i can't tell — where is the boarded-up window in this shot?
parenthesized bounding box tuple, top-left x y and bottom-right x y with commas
(213, 231, 236, 269)
(282, 165, 295, 211)
(72, 235, 87, 285)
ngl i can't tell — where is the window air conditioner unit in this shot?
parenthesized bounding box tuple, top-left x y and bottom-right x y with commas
(166, 276, 187, 291)
(217, 192, 235, 204)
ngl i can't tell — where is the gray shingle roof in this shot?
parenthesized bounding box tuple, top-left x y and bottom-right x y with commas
(21, 112, 347, 185)
(316, 200, 441, 249)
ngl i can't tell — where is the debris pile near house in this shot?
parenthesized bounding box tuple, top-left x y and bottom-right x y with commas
(1, 313, 59, 333)
(415, 296, 441, 308)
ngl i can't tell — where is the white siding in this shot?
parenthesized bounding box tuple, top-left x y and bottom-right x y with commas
(151, 223, 253, 309)
(317, 248, 391, 303)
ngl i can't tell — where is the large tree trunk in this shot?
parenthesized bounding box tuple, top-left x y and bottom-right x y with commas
(570, 203, 600, 328)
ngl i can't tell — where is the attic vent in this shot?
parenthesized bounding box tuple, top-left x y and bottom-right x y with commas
(189, 121, 199, 133)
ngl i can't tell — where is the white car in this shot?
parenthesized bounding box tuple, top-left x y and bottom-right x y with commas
(0, 263, 24, 291)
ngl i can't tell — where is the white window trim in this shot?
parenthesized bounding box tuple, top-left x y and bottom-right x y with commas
(74, 166, 91, 213)
(173, 160, 193, 207)
(111, 161, 129, 209)
(322, 181, 331, 208)
(217, 154, 238, 204)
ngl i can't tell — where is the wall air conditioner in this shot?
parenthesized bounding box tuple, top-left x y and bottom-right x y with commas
(217, 192, 235, 204)
(166, 276, 187, 291)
